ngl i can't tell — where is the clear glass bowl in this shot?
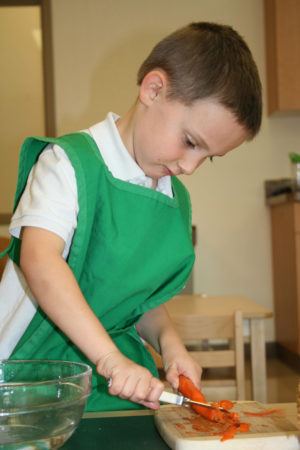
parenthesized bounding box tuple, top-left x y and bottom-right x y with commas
(0, 360, 92, 449)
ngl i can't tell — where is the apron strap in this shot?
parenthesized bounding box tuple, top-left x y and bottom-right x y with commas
(1, 132, 101, 275)
(0, 238, 13, 259)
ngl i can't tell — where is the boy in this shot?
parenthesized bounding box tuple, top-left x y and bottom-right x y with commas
(0, 22, 262, 411)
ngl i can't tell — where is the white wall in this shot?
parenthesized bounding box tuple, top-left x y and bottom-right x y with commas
(49, 0, 300, 342)
(0, 6, 44, 213)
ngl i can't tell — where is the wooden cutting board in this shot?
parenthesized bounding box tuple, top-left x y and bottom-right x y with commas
(155, 402, 300, 449)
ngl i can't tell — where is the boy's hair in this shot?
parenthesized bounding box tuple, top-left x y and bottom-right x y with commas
(137, 22, 262, 139)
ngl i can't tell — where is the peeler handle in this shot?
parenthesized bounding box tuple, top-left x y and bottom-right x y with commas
(108, 380, 185, 407)
(159, 390, 184, 406)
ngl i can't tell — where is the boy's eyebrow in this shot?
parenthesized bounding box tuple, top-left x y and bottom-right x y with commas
(191, 131, 209, 151)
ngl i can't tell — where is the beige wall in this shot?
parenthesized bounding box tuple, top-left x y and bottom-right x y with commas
(0, 6, 45, 213)
(6, 0, 300, 341)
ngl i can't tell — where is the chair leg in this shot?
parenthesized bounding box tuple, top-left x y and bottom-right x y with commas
(235, 310, 246, 400)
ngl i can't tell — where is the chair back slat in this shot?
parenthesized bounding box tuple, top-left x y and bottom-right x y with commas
(190, 350, 235, 368)
(175, 310, 246, 401)
(172, 315, 235, 340)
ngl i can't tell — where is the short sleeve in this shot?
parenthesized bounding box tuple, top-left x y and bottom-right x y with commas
(9, 144, 78, 257)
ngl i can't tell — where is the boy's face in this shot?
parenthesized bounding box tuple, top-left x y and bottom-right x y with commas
(128, 76, 248, 180)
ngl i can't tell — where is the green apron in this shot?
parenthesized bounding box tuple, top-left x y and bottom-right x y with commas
(1, 132, 195, 411)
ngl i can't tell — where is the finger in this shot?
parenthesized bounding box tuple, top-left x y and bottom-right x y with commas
(191, 366, 203, 389)
(109, 374, 130, 397)
(119, 376, 141, 400)
(146, 378, 164, 403)
(180, 367, 202, 390)
(132, 380, 152, 403)
(191, 378, 201, 390)
(139, 399, 160, 410)
(166, 365, 179, 390)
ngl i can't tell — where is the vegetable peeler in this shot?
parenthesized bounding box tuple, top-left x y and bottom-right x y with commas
(107, 379, 229, 413)
(159, 391, 230, 413)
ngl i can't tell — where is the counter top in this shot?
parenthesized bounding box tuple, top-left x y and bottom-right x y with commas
(62, 409, 169, 450)
(267, 192, 300, 205)
(264, 178, 300, 205)
(62, 403, 298, 450)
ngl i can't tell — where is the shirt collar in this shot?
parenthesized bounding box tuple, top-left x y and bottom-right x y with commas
(88, 112, 173, 197)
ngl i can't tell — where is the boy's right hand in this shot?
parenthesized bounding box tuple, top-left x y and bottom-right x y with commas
(96, 350, 164, 409)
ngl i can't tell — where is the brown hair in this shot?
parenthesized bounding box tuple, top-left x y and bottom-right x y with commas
(137, 22, 262, 138)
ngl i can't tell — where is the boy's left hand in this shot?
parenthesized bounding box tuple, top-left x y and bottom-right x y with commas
(163, 349, 202, 391)
(136, 304, 202, 393)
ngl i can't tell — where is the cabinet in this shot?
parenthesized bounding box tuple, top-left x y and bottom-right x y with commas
(264, 0, 300, 114)
(270, 201, 300, 355)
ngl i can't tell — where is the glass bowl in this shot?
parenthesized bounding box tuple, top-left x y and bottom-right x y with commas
(0, 360, 92, 449)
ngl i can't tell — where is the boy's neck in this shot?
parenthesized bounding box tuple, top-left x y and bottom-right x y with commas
(116, 102, 157, 190)
(115, 104, 136, 160)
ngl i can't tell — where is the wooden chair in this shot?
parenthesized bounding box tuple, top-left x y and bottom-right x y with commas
(148, 310, 246, 401)
(0, 236, 10, 280)
(172, 310, 245, 401)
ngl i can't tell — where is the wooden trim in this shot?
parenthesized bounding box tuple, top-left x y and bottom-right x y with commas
(0, 0, 40, 5)
(264, 0, 278, 114)
(0, 0, 56, 135)
(192, 225, 196, 246)
(276, 342, 300, 372)
(0, 214, 11, 225)
(84, 409, 154, 419)
(41, 0, 56, 136)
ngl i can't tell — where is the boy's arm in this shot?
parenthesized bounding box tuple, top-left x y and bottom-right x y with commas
(20, 226, 164, 408)
(136, 304, 202, 389)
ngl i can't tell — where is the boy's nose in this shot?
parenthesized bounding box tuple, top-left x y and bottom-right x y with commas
(178, 153, 206, 175)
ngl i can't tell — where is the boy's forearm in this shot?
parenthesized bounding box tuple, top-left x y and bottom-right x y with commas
(137, 304, 187, 359)
(20, 228, 118, 366)
(137, 305, 202, 391)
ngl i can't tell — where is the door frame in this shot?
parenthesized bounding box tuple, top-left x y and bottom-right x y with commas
(0, 0, 55, 223)
(0, 0, 56, 136)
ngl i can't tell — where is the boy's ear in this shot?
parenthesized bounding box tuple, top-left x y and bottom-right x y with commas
(139, 70, 168, 106)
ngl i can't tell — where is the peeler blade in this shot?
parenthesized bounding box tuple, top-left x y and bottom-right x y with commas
(183, 397, 230, 413)
(159, 391, 230, 413)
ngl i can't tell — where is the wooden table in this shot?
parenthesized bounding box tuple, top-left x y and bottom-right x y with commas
(61, 403, 298, 449)
(165, 294, 273, 403)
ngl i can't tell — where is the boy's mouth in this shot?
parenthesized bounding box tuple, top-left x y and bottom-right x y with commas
(163, 166, 175, 176)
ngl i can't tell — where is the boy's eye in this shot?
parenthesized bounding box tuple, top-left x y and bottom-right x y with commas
(185, 137, 196, 149)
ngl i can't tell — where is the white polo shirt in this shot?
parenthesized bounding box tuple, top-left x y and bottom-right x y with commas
(0, 112, 172, 358)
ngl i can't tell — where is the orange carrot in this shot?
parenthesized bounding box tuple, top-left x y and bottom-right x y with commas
(178, 375, 250, 442)
(238, 422, 250, 432)
(220, 422, 250, 441)
(218, 400, 234, 410)
(244, 408, 281, 417)
(178, 375, 234, 423)
(220, 425, 238, 441)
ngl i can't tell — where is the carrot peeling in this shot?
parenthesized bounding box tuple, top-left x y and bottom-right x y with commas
(178, 375, 250, 441)
(244, 408, 282, 417)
